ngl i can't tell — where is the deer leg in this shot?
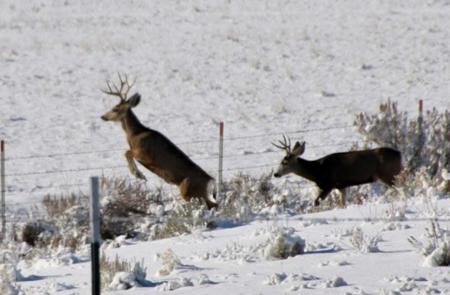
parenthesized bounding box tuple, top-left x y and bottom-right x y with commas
(314, 188, 332, 206)
(125, 150, 146, 180)
(380, 175, 396, 186)
(338, 188, 346, 208)
(179, 178, 191, 202)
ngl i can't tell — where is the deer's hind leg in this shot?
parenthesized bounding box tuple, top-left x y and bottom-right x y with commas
(179, 178, 192, 202)
(314, 188, 332, 206)
(377, 173, 396, 187)
(338, 188, 346, 208)
(125, 150, 146, 180)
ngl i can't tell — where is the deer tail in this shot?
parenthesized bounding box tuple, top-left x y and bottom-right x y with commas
(206, 179, 218, 207)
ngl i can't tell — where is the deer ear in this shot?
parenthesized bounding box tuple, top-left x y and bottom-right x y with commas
(292, 141, 305, 156)
(127, 93, 141, 108)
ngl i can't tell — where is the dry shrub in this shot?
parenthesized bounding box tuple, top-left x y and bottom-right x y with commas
(262, 227, 305, 259)
(21, 220, 57, 248)
(42, 193, 85, 219)
(156, 249, 180, 276)
(100, 177, 166, 239)
(151, 199, 209, 240)
(21, 222, 45, 247)
(219, 173, 280, 221)
(101, 176, 164, 216)
(100, 254, 147, 290)
(18, 193, 89, 250)
(408, 220, 450, 267)
(350, 227, 381, 253)
(43, 193, 89, 250)
(352, 100, 449, 204)
(355, 99, 449, 178)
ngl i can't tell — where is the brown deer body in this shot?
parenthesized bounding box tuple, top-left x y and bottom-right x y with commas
(101, 75, 217, 209)
(273, 136, 402, 207)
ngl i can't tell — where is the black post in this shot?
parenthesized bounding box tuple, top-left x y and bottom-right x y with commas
(90, 177, 101, 295)
(1, 140, 5, 240)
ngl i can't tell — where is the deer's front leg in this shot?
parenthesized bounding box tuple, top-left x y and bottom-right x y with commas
(125, 150, 146, 181)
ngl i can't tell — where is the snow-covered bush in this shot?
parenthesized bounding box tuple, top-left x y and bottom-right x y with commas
(18, 193, 90, 251)
(323, 276, 348, 288)
(100, 177, 166, 239)
(151, 199, 212, 240)
(389, 167, 449, 202)
(21, 218, 84, 251)
(16, 172, 310, 253)
(42, 193, 86, 220)
(219, 173, 310, 220)
(219, 173, 276, 221)
(21, 221, 49, 247)
(157, 277, 194, 291)
(40, 193, 89, 250)
(384, 199, 407, 222)
(350, 227, 381, 253)
(408, 220, 450, 267)
(156, 248, 181, 277)
(263, 272, 287, 285)
(200, 226, 305, 263)
(0, 277, 21, 295)
(354, 99, 449, 178)
(262, 227, 305, 260)
(423, 242, 450, 267)
(100, 254, 148, 290)
(0, 250, 23, 295)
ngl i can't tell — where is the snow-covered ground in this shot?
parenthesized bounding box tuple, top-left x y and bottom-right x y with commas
(15, 198, 450, 294)
(1, 0, 450, 294)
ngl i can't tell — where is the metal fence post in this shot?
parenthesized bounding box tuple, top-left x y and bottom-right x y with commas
(90, 176, 101, 295)
(218, 122, 224, 201)
(417, 99, 424, 166)
(1, 140, 5, 240)
(418, 99, 423, 130)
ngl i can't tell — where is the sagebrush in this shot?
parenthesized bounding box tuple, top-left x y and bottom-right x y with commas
(100, 254, 147, 290)
(354, 99, 449, 177)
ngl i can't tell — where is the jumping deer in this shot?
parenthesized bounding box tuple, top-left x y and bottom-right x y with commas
(273, 135, 402, 207)
(100, 74, 218, 209)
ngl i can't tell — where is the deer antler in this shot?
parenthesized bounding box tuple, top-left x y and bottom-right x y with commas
(101, 73, 136, 101)
(272, 134, 292, 153)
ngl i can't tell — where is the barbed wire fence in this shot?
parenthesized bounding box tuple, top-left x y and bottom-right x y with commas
(0, 121, 447, 235)
(0, 124, 359, 229)
(2, 123, 354, 183)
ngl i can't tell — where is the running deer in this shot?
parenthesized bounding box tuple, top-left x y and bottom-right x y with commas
(272, 135, 402, 207)
(100, 74, 218, 209)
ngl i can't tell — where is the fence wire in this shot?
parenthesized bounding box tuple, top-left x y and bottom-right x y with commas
(0, 124, 359, 209)
(4, 125, 353, 162)
(4, 141, 355, 178)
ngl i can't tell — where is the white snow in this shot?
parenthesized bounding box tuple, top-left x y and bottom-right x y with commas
(1, 0, 450, 294)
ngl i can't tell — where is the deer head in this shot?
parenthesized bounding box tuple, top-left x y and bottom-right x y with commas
(273, 135, 305, 177)
(101, 73, 141, 122)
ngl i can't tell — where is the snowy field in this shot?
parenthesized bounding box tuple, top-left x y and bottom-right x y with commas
(14, 198, 450, 295)
(1, 0, 450, 294)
